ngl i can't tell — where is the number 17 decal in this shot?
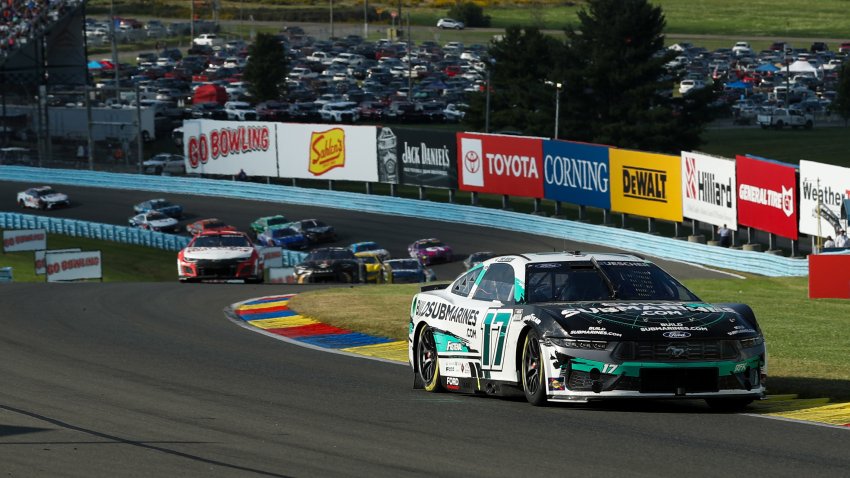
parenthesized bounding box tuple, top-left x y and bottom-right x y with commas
(482, 311, 511, 371)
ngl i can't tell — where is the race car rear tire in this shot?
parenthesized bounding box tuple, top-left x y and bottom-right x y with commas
(521, 329, 548, 406)
(705, 397, 753, 412)
(416, 325, 443, 392)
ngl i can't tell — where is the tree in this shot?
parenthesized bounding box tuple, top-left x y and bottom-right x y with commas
(448, 2, 491, 28)
(243, 33, 288, 102)
(832, 62, 850, 125)
(556, 0, 713, 153)
(464, 26, 564, 135)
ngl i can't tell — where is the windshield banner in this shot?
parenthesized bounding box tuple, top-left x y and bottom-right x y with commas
(610, 149, 682, 221)
(736, 155, 797, 240)
(681, 151, 737, 229)
(543, 140, 610, 209)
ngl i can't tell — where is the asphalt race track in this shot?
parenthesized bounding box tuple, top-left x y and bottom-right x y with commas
(2, 181, 849, 477)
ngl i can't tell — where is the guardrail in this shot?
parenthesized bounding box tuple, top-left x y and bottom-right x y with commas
(0, 166, 809, 276)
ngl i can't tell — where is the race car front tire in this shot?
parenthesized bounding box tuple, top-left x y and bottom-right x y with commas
(705, 397, 754, 412)
(521, 329, 548, 406)
(416, 325, 443, 392)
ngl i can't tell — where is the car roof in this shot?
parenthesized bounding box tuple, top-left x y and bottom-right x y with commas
(485, 251, 645, 265)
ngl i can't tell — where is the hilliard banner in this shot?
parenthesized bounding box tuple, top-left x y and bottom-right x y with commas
(681, 151, 737, 229)
(542, 140, 610, 209)
(798, 160, 850, 237)
(610, 149, 682, 222)
(377, 128, 457, 188)
(735, 155, 798, 240)
(456, 133, 543, 198)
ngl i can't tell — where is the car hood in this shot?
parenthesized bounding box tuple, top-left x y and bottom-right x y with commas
(536, 301, 759, 341)
(149, 218, 178, 228)
(41, 193, 68, 203)
(418, 246, 449, 255)
(183, 247, 254, 260)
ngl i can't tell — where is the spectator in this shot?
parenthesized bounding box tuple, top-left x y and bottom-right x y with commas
(236, 168, 248, 181)
(823, 236, 836, 248)
(836, 230, 848, 248)
(717, 224, 732, 247)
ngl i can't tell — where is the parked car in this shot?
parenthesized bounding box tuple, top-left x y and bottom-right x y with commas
(185, 218, 237, 236)
(142, 153, 186, 175)
(679, 79, 707, 95)
(177, 231, 264, 283)
(128, 211, 180, 233)
(436, 18, 465, 30)
(224, 101, 258, 121)
(319, 101, 360, 122)
(133, 198, 183, 218)
(408, 238, 453, 265)
(16, 185, 70, 210)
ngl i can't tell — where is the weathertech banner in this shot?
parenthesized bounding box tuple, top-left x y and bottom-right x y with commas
(736, 155, 797, 240)
(610, 149, 682, 221)
(457, 133, 543, 198)
(681, 151, 737, 230)
(542, 140, 610, 209)
(377, 128, 457, 188)
(183, 120, 277, 176)
(278, 123, 378, 181)
(45, 250, 102, 282)
(798, 160, 850, 237)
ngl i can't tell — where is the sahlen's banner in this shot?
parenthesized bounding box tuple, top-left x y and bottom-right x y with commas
(457, 133, 543, 198)
(45, 250, 102, 282)
(3, 229, 47, 252)
(542, 140, 610, 209)
(278, 123, 378, 181)
(681, 151, 737, 230)
(377, 127, 458, 188)
(736, 155, 797, 240)
(798, 160, 850, 237)
(610, 149, 682, 221)
(184, 120, 277, 176)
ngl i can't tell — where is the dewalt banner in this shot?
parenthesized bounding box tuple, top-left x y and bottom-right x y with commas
(610, 149, 683, 222)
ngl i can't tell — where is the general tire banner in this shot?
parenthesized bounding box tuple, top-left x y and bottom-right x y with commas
(610, 149, 682, 221)
(278, 123, 378, 181)
(35, 248, 81, 275)
(798, 160, 850, 237)
(681, 151, 737, 230)
(377, 127, 457, 188)
(184, 120, 277, 176)
(736, 155, 798, 240)
(3, 229, 47, 252)
(457, 133, 543, 198)
(542, 140, 610, 209)
(45, 250, 102, 282)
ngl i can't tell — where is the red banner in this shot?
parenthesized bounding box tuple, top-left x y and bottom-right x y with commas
(457, 133, 543, 198)
(736, 155, 798, 240)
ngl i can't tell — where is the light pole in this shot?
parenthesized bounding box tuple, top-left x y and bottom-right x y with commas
(545, 80, 562, 138)
(485, 67, 490, 133)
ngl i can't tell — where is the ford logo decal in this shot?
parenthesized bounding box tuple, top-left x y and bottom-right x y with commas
(663, 331, 691, 338)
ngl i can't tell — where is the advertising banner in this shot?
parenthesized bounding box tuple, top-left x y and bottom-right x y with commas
(610, 149, 683, 222)
(35, 248, 81, 275)
(260, 246, 283, 269)
(377, 127, 458, 188)
(278, 123, 378, 181)
(542, 140, 610, 209)
(3, 229, 47, 252)
(456, 133, 544, 198)
(184, 120, 277, 176)
(798, 160, 850, 237)
(736, 155, 797, 240)
(45, 250, 102, 282)
(681, 151, 737, 230)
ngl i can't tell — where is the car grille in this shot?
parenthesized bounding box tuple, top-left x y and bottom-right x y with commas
(613, 340, 739, 361)
(196, 258, 241, 277)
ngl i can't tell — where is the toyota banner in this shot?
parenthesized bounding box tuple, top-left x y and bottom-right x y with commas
(457, 132, 544, 198)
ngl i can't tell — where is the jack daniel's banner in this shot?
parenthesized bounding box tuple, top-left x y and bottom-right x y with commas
(376, 127, 457, 189)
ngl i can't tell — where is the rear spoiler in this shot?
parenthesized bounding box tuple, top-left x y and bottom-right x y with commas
(420, 283, 449, 292)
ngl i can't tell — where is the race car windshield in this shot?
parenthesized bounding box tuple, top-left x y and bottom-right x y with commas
(147, 212, 168, 220)
(596, 260, 701, 301)
(389, 260, 419, 269)
(193, 235, 251, 247)
(308, 249, 354, 260)
(267, 217, 288, 226)
(272, 228, 297, 237)
(38, 188, 57, 196)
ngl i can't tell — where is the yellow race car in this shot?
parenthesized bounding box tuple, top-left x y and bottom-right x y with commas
(354, 251, 386, 284)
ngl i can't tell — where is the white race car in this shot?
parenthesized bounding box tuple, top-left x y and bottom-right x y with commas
(409, 252, 766, 410)
(177, 231, 264, 283)
(16, 186, 70, 210)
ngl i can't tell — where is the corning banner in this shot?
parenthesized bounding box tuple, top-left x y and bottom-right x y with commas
(184, 120, 277, 176)
(456, 133, 544, 198)
(681, 151, 737, 230)
(3, 229, 47, 252)
(35, 248, 81, 275)
(45, 250, 102, 282)
(542, 140, 610, 209)
(610, 149, 683, 221)
(381, 128, 457, 188)
(798, 160, 850, 237)
(736, 155, 798, 240)
(278, 123, 378, 181)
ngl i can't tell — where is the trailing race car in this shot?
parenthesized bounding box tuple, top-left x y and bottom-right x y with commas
(409, 252, 767, 410)
(177, 231, 264, 283)
(133, 198, 183, 219)
(128, 211, 180, 233)
(249, 215, 289, 237)
(256, 226, 309, 250)
(354, 251, 386, 284)
(16, 186, 70, 210)
(185, 218, 237, 236)
(293, 247, 360, 283)
(383, 258, 435, 284)
(288, 219, 337, 244)
(463, 251, 498, 270)
(349, 241, 391, 261)
(408, 238, 453, 265)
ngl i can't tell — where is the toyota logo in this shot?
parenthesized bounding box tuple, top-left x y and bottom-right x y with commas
(464, 150, 480, 173)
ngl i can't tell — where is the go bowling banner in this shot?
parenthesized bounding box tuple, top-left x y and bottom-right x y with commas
(798, 160, 850, 237)
(456, 132, 544, 198)
(681, 151, 737, 230)
(35, 248, 81, 275)
(3, 229, 47, 252)
(736, 155, 797, 240)
(45, 250, 102, 282)
(183, 120, 277, 177)
(609, 149, 683, 222)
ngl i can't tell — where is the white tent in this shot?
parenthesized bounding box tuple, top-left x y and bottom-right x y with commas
(787, 59, 821, 78)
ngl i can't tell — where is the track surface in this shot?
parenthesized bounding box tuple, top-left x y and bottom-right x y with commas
(3, 181, 848, 476)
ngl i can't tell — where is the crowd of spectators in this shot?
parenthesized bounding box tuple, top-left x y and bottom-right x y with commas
(0, 0, 79, 58)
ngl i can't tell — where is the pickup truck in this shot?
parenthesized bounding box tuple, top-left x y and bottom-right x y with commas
(756, 108, 814, 129)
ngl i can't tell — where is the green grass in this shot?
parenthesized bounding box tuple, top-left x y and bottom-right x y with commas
(289, 276, 850, 401)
